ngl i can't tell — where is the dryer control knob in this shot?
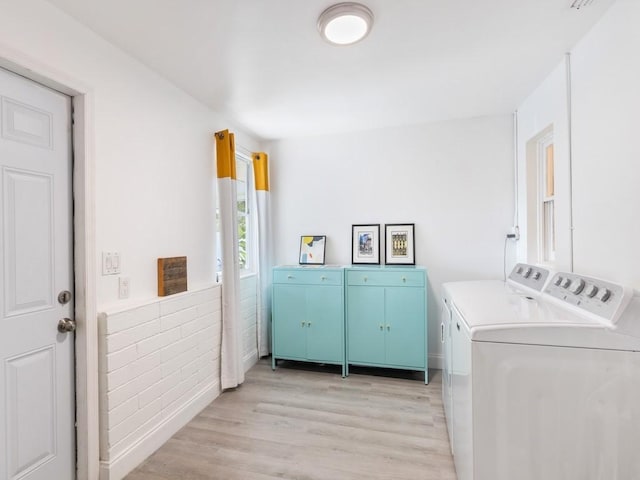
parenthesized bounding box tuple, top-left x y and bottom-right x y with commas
(585, 284, 599, 298)
(523, 267, 532, 278)
(598, 288, 612, 303)
(571, 279, 585, 295)
(561, 278, 572, 289)
(554, 276, 563, 286)
(516, 266, 524, 274)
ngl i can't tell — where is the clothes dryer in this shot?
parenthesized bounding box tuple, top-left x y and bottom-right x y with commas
(442, 266, 640, 480)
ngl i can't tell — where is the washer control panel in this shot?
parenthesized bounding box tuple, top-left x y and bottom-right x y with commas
(508, 263, 551, 292)
(545, 272, 625, 321)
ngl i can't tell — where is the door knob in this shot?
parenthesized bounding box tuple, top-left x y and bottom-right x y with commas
(58, 318, 76, 333)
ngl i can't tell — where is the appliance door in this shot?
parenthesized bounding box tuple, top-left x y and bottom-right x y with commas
(441, 297, 454, 451)
(473, 341, 640, 480)
(451, 305, 473, 480)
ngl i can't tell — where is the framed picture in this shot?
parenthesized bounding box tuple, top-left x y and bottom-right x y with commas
(351, 224, 380, 264)
(385, 224, 415, 265)
(299, 235, 326, 265)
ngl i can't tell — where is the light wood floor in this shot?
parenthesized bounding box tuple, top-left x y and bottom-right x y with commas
(126, 359, 457, 480)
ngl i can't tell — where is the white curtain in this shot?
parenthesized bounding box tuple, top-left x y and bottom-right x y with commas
(252, 152, 272, 357)
(215, 129, 244, 389)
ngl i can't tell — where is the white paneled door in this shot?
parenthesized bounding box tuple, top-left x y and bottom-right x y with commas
(0, 68, 75, 480)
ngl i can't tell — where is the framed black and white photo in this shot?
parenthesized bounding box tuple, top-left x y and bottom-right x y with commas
(385, 224, 415, 265)
(351, 224, 380, 264)
(299, 235, 326, 265)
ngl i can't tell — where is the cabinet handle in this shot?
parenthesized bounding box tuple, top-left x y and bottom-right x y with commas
(320, 276, 326, 281)
(386, 325, 391, 331)
(379, 324, 384, 330)
(301, 321, 306, 327)
(287, 275, 294, 279)
(441, 323, 445, 343)
(308, 322, 312, 327)
(363, 276, 368, 282)
(456, 323, 460, 331)
(402, 276, 407, 282)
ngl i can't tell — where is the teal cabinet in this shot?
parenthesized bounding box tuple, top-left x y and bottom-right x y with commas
(345, 267, 428, 383)
(272, 285, 307, 360)
(346, 286, 385, 364)
(272, 267, 345, 376)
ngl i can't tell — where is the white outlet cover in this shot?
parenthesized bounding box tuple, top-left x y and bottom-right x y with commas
(118, 277, 130, 299)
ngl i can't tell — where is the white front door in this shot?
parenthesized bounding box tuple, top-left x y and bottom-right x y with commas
(0, 67, 75, 480)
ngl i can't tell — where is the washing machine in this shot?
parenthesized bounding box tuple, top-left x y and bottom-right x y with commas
(441, 264, 640, 480)
(440, 263, 553, 464)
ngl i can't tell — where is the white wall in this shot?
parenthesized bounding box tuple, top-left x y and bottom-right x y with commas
(516, 61, 572, 271)
(267, 116, 514, 365)
(0, 0, 260, 309)
(570, 0, 640, 289)
(0, 3, 262, 478)
(516, 0, 640, 290)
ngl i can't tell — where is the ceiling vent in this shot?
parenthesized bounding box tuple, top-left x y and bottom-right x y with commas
(570, 0, 595, 9)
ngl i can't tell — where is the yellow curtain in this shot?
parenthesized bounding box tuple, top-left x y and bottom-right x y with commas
(252, 152, 269, 191)
(216, 129, 236, 180)
(215, 129, 244, 389)
(252, 152, 272, 357)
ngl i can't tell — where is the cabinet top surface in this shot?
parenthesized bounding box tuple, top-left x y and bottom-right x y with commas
(274, 265, 344, 271)
(274, 265, 426, 271)
(346, 265, 426, 271)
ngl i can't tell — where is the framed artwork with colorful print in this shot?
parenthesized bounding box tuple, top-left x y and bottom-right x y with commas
(384, 224, 415, 265)
(299, 235, 326, 265)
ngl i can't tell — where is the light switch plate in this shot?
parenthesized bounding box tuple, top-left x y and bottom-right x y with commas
(102, 251, 121, 275)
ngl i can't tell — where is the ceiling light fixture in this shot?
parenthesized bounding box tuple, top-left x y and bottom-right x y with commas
(318, 2, 374, 46)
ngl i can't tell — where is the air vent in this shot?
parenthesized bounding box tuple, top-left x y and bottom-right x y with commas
(570, 0, 595, 9)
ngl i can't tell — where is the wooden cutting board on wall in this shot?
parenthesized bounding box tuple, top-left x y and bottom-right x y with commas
(158, 256, 187, 296)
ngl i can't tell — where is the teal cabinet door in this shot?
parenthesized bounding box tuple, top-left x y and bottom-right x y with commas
(345, 266, 428, 382)
(272, 267, 345, 375)
(385, 287, 425, 368)
(347, 285, 385, 364)
(272, 284, 307, 359)
(306, 285, 343, 362)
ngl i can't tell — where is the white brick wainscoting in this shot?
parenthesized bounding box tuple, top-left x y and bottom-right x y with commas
(97, 285, 223, 480)
(240, 274, 259, 370)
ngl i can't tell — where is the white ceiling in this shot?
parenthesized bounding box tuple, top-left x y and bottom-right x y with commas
(47, 0, 614, 140)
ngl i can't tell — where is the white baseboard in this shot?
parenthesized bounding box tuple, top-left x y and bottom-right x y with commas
(243, 349, 258, 373)
(99, 381, 220, 480)
(428, 353, 443, 370)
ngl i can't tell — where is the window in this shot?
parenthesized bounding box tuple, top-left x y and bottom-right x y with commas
(236, 153, 250, 271)
(541, 140, 555, 263)
(525, 126, 555, 265)
(216, 150, 253, 275)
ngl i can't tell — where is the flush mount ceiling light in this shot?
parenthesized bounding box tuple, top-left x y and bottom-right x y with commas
(318, 2, 374, 46)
